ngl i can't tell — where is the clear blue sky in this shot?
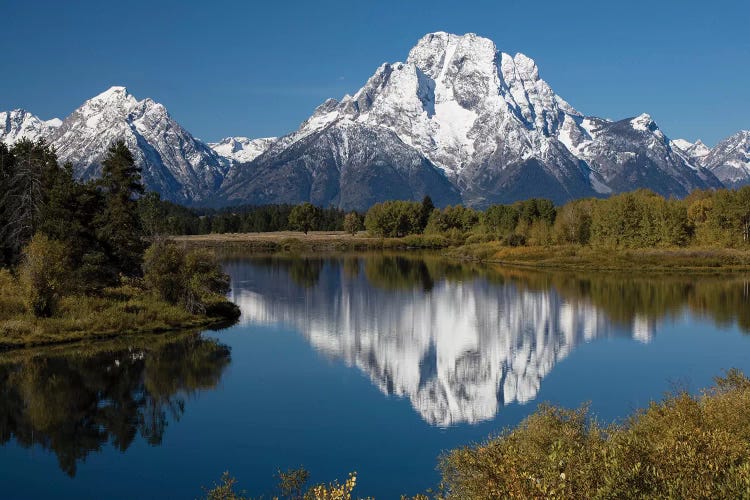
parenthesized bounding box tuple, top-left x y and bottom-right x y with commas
(3, 0, 748, 146)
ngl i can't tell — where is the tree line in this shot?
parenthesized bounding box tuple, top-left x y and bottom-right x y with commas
(138, 197, 348, 236)
(362, 189, 750, 248)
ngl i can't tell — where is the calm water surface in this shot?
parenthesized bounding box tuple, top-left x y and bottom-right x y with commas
(1, 254, 750, 498)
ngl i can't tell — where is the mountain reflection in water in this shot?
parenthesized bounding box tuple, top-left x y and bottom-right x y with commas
(226, 255, 750, 427)
(0, 333, 231, 476)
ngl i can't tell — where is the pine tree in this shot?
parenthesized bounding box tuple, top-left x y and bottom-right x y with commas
(419, 195, 435, 231)
(0, 139, 58, 265)
(96, 140, 145, 277)
(0, 142, 16, 265)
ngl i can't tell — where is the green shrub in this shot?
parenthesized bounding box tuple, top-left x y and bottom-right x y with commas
(143, 240, 237, 319)
(18, 234, 72, 317)
(183, 248, 232, 315)
(0, 268, 25, 318)
(504, 233, 527, 247)
(143, 240, 186, 304)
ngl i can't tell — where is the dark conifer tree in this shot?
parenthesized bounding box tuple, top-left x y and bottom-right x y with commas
(0, 139, 58, 265)
(0, 142, 16, 265)
(420, 195, 435, 232)
(96, 140, 145, 277)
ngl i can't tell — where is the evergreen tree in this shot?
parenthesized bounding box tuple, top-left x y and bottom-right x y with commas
(0, 142, 16, 265)
(96, 140, 145, 277)
(419, 195, 435, 232)
(0, 140, 58, 265)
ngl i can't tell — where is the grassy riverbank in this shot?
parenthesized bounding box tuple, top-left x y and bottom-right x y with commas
(0, 273, 234, 350)
(174, 231, 750, 272)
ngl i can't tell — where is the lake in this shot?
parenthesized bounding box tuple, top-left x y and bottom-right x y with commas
(1, 253, 749, 498)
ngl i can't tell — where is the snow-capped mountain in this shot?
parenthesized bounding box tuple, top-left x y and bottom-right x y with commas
(0, 109, 61, 146)
(209, 136, 276, 164)
(702, 131, 750, 188)
(2, 33, 743, 208)
(1, 87, 252, 203)
(559, 113, 722, 195)
(49, 87, 229, 203)
(219, 32, 723, 209)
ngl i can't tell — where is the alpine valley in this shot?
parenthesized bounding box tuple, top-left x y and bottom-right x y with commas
(2, 32, 748, 209)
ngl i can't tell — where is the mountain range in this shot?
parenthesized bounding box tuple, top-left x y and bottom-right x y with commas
(1, 32, 748, 209)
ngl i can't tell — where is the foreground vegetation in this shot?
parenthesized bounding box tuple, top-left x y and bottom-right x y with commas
(205, 370, 750, 499)
(0, 140, 238, 349)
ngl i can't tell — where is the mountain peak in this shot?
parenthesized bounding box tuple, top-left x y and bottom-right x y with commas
(630, 113, 656, 132)
(407, 31, 497, 80)
(91, 86, 130, 101)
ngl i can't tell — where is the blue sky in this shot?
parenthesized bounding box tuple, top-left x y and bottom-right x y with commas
(3, 0, 748, 145)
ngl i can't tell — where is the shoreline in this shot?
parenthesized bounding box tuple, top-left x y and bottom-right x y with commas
(0, 317, 231, 352)
(0, 283, 238, 351)
(173, 231, 750, 273)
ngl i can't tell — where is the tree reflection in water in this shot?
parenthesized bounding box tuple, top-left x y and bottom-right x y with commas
(0, 332, 231, 476)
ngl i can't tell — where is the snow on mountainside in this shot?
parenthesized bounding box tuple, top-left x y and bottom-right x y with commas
(0, 109, 61, 145)
(209, 136, 276, 164)
(703, 131, 750, 188)
(221, 32, 723, 209)
(559, 113, 723, 195)
(50, 86, 229, 203)
(0, 88, 269, 204)
(672, 138, 711, 162)
(219, 118, 461, 210)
